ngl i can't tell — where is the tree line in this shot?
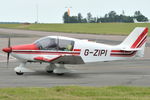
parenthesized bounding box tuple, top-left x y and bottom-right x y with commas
(63, 11, 148, 23)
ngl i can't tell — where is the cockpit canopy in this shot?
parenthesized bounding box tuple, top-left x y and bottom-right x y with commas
(34, 37, 74, 51)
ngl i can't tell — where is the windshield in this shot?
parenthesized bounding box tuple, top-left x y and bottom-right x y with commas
(35, 37, 74, 51)
(35, 37, 57, 50)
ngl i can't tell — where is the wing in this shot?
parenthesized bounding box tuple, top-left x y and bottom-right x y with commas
(34, 55, 84, 64)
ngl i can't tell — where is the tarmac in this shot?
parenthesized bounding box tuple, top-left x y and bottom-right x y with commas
(0, 28, 150, 87)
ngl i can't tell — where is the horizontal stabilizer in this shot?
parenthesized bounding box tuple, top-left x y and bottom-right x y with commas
(120, 48, 142, 51)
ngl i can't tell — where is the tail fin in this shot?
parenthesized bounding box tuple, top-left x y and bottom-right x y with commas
(120, 27, 148, 57)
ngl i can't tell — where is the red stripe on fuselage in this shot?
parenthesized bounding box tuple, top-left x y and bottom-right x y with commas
(110, 51, 137, 57)
(111, 50, 132, 53)
(73, 49, 81, 51)
(12, 51, 80, 55)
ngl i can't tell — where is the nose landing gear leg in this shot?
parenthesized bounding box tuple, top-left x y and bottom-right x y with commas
(14, 62, 34, 75)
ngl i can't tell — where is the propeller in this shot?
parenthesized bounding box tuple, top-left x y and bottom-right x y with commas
(2, 35, 12, 67)
(7, 36, 11, 67)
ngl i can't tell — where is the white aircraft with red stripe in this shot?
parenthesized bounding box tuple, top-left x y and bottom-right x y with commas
(2, 27, 148, 75)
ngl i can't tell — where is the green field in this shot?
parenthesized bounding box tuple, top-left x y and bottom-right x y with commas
(0, 23, 149, 35)
(0, 86, 150, 100)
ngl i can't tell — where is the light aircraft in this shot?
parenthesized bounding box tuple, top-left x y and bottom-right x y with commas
(2, 27, 148, 75)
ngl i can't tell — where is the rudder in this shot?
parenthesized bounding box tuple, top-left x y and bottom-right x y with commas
(119, 27, 148, 57)
(120, 27, 148, 49)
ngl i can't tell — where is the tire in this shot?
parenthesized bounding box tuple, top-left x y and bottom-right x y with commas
(16, 72, 24, 75)
(57, 73, 64, 76)
(47, 70, 53, 73)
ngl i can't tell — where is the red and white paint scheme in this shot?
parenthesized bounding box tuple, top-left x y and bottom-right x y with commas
(2, 27, 148, 75)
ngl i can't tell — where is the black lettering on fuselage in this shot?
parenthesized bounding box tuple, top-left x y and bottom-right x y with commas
(94, 49, 98, 56)
(84, 49, 108, 56)
(84, 49, 89, 56)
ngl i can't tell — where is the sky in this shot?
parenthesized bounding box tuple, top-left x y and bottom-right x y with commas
(0, 0, 149, 23)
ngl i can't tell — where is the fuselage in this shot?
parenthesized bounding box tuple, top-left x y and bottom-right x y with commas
(3, 36, 136, 63)
(1, 27, 148, 75)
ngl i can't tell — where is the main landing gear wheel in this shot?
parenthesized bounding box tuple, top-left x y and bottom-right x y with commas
(46, 63, 56, 73)
(56, 73, 64, 76)
(47, 70, 53, 73)
(16, 72, 24, 75)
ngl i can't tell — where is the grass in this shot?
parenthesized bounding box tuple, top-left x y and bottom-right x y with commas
(0, 86, 150, 100)
(0, 23, 149, 35)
